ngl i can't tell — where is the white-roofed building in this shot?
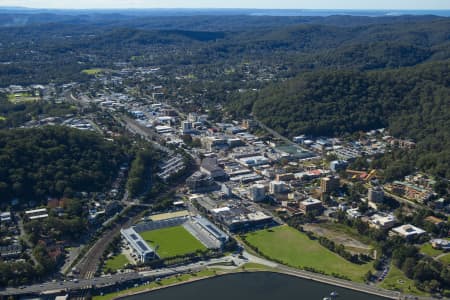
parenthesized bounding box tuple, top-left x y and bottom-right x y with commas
(391, 224, 426, 239)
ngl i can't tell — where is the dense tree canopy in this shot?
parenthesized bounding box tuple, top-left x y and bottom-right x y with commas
(0, 126, 125, 206)
(234, 60, 450, 178)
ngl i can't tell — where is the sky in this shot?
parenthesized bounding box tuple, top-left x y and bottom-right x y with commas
(0, 0, 449, 10)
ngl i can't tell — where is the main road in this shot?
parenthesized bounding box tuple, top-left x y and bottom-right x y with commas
(0, 256, 238, 296)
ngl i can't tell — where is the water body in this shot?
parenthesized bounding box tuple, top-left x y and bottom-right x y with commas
(249, 9, 450, 17)
(123, 272, 389, 300)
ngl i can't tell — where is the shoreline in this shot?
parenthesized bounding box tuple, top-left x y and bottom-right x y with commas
(109, 269, 399, 300)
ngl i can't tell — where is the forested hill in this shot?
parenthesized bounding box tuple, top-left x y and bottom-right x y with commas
(0, 126, 125, 207)
(0, 15, 449, 86)
(234, 60, 450, 177)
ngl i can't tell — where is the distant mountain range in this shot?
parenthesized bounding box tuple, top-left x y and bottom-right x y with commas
(0, 7, 449, 17)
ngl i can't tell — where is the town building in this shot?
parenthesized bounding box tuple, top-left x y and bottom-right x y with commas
(0, 244, 22, 259)
(431, 239, 450, 251)
(200, 158, 228, 180)
(181, 121, 193, 134)
(276, 173, 295, 182)
(346, 208, 362, 219)
(391, 224, 426, 239)
(186, 171, 219, 193)
(269, 181, 287, 194)
(299, 198, 323, 213)
(368, 186, 384, 203)
(368, 213, 396, 230)
(250, 184, 266, 202)
(330, 160, 348, 172)
(388, 181, 433, 203)
(238, 156, 270, 167)
(25, 208, 49, 220)
(0, 212, 12, 223)
(321, 176, 340, 194)
(425, 216, 445, 227)
(211, 207, 273, 232)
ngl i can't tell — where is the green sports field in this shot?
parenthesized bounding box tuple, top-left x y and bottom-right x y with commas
(81, 68, 106, 75)
(103, 254, 130, 272)
(243, 225, 373, 282)
(140, 226, 207, 258)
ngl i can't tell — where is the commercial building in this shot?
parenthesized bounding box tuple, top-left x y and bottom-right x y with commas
(200, 158, 227, 180)
(276, 173, 295, 182)
(0, 212, 12, 223)
(388, 181, 433, 203)
(186, 171, 219, 193)
(25, 208, 49, 220)
(181, 121, 193, 134)
(121, 227, 156, 262)
(211, 206, 274, 232)
(299, 198, 323, 213)
(321, 176, 340, 194)
(368, 186, 384, 203)
(250, 184, 266, 202)
(0, 244, 22, 259)
(330, 160, 348, 172)
(431, 239, 450, 251)
(269, 181, 287, 194)
(391, 224, 426, 239)
(238, 156, 270, 167)
(368, 213, 396, 230)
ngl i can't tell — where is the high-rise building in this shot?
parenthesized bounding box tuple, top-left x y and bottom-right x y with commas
(321, 176, 340, 194)
(250, 184, 266, 202)
(269, 181, 286, 194)
(181, 121, 193, 134)
(368, 186, 384, 203)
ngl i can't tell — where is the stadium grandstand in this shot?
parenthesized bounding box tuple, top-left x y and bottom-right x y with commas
(121, 227, 156, 262)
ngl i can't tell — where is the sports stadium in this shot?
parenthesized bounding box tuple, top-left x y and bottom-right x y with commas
(121, 212, 229, 263)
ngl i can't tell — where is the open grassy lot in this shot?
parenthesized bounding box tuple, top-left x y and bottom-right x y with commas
(243, 225, 372, 282)
(103, 254, 130, 272)
(81, 68, 106, 75)
(379, 264, 427, 296)
(420, 243, 443, 257)
(438, 253, 450, 265)
(7, 93, 40, 103)
(140, 226, 207, 258)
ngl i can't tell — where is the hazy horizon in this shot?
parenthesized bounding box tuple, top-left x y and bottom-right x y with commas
(0, 0, 449, 10)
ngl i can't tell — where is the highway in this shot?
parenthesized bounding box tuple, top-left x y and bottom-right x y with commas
(0, 256, 239, 296)
(2, 249, 425, 300)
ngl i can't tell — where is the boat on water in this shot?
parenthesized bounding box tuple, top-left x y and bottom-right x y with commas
(330, 291, 339, 297)
(323, 291, 339, 299)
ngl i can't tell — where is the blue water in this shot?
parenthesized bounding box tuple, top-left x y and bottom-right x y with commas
(122, 272, 391, 300)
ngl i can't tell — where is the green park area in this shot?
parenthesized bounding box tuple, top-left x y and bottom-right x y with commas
(140, 226, 207, 258)
(7, 92, 40, 103)
(103, 254, 130, 273)
(420, 240, 450, 265)
(81, 68, 106, 75)
(242, 225, 373, 282)
(420, 243, 443, 257)
(379, 264, 427, 296)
